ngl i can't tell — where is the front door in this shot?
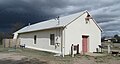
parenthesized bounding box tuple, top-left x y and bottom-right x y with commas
(82, 36, 89, 53)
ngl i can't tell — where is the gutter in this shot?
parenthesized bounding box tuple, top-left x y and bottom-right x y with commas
(17, 26, 64, 34)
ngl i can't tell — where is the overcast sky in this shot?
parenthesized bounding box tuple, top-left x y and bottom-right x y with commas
(0, 0, 120, 36)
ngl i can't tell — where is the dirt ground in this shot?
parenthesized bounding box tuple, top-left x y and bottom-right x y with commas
(0, 52, 120, 64)
(0, 47, 120, 64)
(0, 53, 47, 64)
(0, 53, 25, 60)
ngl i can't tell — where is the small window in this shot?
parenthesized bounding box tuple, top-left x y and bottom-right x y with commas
(50, 34, 55, 45)
(34, 35, 37, 44)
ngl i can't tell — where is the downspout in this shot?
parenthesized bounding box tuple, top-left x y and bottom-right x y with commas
(61, 27, 65, 57)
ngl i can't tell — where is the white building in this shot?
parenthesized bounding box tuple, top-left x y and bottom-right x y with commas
(13, 10, 102, 56)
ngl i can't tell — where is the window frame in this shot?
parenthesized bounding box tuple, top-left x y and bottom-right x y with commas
(34, 35, 37, 44)
(50, 34, 55, 45)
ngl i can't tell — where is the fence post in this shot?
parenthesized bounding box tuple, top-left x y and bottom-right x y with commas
(71, 44, 74, 57)
(9, 39, 10, 47)
(108, 45, 111, 54)
(2, 39, 5, 48)
(77, 44, 79, 54)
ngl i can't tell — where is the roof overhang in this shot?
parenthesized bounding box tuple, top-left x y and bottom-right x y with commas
(17, 25, 65, 34)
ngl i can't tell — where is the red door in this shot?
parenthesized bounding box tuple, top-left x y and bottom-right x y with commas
(82, 36, 89, 53)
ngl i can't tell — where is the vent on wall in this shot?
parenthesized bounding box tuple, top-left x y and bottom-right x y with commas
(85, 14, 92, 24)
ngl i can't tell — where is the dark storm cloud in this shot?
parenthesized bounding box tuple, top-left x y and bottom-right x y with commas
(0, 0, 120, 36)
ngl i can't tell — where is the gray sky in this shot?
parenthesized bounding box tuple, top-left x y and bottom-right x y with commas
(0, 0, 120, 36)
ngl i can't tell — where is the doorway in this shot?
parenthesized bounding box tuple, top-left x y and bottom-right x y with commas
(82, 35, 89, 53)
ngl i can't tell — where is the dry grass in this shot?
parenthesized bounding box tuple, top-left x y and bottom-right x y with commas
(1, 45, 120, 64)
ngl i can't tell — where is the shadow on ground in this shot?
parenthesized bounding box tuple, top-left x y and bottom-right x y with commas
(0, 58, 47, 64)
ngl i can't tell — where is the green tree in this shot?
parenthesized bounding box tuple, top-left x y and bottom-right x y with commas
(113, 34, 120, 43)
(114, 34, 119, 38)
(0, 32, 4, 45)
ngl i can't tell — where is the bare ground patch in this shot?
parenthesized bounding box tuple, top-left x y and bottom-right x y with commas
(1, 46, 120, 64)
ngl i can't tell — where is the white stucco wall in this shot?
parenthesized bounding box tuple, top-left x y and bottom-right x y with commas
(64, 12, 101, 55)
(17, 12, 101, 55)
(18, 28, 62, 54)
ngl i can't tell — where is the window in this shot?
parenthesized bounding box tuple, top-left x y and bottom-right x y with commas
(34, 35, 37, 44)
(50, 34, 55, 45)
